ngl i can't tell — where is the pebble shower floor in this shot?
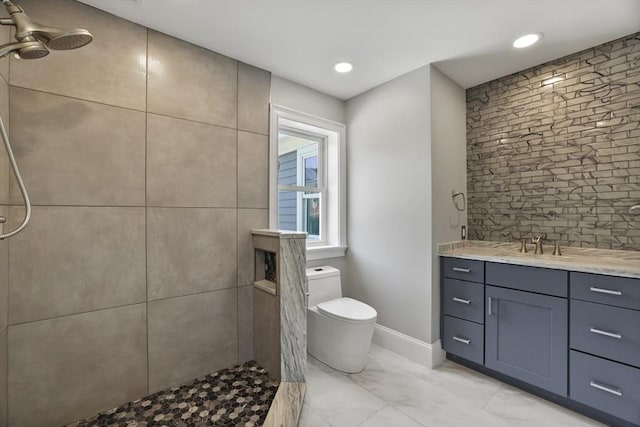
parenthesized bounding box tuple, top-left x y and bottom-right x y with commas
(66, 361, 279, 427)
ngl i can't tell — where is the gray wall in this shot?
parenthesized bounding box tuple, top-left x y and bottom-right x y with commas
(345, 65, 433, 343)
(0, 0, 270, 425)
(430, 65, 468, 340)
(467, 32, 640, 250)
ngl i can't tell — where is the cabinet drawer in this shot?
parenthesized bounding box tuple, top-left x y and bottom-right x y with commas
(570, 300, 640, 368)
(486, 263, 567, 297)
(442, 257, 484, 283)
(570, 350, 640, 425)
(570, 272, 640, 311)
(443, 278, 484, 324)
(442, 315, 484, 365)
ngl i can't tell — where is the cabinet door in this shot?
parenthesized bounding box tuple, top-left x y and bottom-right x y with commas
(485, 285, 568, 396)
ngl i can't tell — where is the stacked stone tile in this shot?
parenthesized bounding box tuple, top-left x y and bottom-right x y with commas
(467, 33, 640, 250)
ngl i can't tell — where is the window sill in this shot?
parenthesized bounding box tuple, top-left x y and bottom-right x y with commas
(306, 245, 347, 261)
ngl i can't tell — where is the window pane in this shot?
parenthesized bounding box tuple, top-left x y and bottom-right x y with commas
(278, 132, 319, 187)
(304, 192, 320, 240)
(304, 156, 318, 187)
(277, 190, 321, 241)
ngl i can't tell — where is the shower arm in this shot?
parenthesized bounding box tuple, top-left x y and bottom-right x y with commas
(0, 0, 15, 26)
(0, 116, 31, 240)
(0, 0, 19, 22)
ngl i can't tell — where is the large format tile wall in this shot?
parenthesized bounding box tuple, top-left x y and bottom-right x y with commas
(0, 0, 270, 425)
(0, 15, 10, 427)
(467, 33, 640, 250)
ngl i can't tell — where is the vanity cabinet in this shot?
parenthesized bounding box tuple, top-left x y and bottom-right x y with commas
(440, 257, 640, 427)
(485, 285, 568, 396)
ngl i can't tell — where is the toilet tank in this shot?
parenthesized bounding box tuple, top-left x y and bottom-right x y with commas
(306, 266, 342, 307)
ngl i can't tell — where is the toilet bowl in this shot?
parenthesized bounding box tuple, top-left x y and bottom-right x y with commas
(307, 266, 377, 373)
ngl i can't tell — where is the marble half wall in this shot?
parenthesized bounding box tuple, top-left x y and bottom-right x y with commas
(251, 230, 307, 383)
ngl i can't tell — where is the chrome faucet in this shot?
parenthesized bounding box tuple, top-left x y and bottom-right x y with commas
(532, 235, 543, 254)
(519, 239, 528, 253)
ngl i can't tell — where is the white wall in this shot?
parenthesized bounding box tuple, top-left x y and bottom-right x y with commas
(270, 76, 346, 124)
(270, 75, 347, 274)
(345, 65, 433, 343)
(430, 65, 468, 340)
(270, 67, 467, 356)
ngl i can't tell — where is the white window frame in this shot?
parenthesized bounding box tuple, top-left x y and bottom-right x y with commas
(270, 104, 347, 260)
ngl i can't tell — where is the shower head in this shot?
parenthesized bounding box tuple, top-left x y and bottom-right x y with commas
(0, 0, 93, 58)
(0, 39, 48, 59)
(41, 28, 93, 50)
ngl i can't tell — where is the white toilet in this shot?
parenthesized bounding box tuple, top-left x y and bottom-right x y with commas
(307, 266, 377, 373)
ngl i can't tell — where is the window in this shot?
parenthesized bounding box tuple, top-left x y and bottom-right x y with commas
(270, 105, 346, 260)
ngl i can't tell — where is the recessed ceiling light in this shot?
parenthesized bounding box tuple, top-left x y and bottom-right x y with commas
(334, 62, 353, 73)
(513, 33, 542, 48)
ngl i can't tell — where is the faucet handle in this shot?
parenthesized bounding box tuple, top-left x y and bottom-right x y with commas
(519, 239, 528, 253)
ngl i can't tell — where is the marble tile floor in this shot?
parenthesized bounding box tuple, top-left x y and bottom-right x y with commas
(299, 345, 605, 427)
(67, 361, 279, 427)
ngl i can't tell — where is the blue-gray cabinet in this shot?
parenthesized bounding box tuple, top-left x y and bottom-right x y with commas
(569, 272, 640, 426)
(440, 257, 640, 427)
(485, 285, 568, 396)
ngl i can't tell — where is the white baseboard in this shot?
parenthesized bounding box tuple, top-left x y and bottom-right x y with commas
(372, 323, 446, 368)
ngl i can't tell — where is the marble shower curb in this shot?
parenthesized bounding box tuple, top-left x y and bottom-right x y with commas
(262, 381, 306, 427)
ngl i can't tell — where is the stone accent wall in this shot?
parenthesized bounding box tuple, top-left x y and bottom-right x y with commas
(467, 32, 640, 250)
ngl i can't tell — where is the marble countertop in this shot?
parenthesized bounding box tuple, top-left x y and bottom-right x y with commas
(251, 229, 308, 239)
(438, 240, 640, 279)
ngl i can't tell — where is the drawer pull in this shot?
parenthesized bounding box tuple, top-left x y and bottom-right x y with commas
(589, 380, 623, 397)
(590, 327, 622, 340)
(452, 267, 471, 273)
(589, 286, 622, 296)
(452, 336, 471, 345)
(452, 297, 471, 305)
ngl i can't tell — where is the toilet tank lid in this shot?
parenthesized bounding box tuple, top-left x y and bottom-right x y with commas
(306, 266, 340, 279)
(317, 297, 377, 322)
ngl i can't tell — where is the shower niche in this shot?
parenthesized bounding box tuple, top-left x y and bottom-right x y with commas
(254, 249, 277, 295)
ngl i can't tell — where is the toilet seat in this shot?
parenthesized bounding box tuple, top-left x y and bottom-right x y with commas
(317, 297, 377, 323)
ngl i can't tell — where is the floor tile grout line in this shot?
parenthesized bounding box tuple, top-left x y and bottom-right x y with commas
(354, 404, 389, 426)
(385, 401, 430, 427)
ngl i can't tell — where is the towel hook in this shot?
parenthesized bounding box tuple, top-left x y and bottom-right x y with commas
(452, 190, 466, 212)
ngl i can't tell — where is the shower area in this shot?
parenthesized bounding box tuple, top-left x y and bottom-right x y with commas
(0, 0, 275, 425)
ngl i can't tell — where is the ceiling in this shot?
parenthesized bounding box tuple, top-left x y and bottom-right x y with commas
(77, 0, 640, 100)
